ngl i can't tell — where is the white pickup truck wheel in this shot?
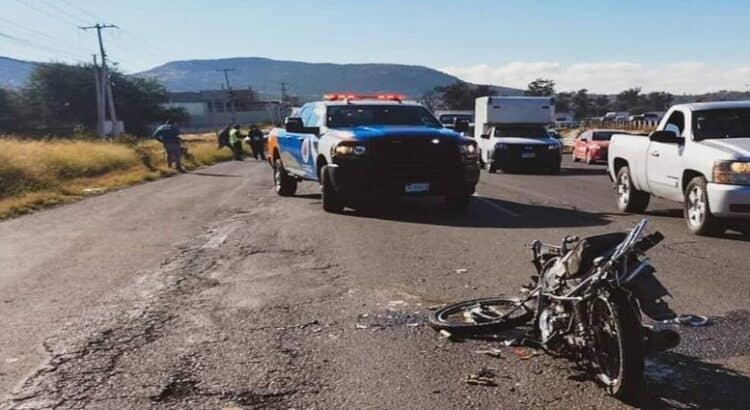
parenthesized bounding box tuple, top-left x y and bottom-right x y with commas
(615, 167, 650, 213)
(684, 177, 724, 236)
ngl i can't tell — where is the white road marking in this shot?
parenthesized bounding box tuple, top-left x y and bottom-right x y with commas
(473, 194, 521, 217)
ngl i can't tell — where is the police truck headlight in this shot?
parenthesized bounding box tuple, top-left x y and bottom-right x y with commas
(458, 142, 477, 155)
(332, 142, 367, 157)
(548, 143, 561, 150)
(713, 160, 750, 185)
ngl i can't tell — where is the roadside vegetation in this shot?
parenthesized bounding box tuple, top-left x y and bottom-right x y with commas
(0, 134, 235, 219)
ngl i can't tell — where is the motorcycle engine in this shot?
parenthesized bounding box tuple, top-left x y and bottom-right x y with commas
(538, 302, 569, 344)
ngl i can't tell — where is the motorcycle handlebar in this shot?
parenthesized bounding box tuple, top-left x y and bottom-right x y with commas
(633, 231, 665, 253)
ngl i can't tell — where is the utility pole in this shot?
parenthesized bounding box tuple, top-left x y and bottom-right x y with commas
(280, 82, 288, 103)
(80, 23, 119, 137)
(92, 54, 104, 136)
(217, 68, 236, 121)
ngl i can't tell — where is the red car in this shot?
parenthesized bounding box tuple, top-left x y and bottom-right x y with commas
(572, 129, 621, 164)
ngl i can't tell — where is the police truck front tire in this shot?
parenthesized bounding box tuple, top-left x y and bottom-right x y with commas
(446, 191, 473, 212)
(321, 166, 345, 213)
(273, 158, 297, 197)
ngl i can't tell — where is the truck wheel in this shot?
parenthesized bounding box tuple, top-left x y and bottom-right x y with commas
(273, 158, 297, 197)
(684, 177, 724, 236)
(572, 152, 580, 163)
(446, 191, 473, 212)
(321, 166, 345, 213)
(488, 163, 497, 173)
(615, 166, 649, 213)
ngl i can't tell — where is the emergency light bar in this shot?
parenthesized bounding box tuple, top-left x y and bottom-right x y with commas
(323, 93, 406, 102)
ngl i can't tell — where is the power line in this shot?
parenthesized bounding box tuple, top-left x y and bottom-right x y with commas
(57, 0, 101, 21)
(0, 30, 89, 61)
(14, 0, 82, 27)
(0, 16, 92, 57)
(37, 0, 90, 26)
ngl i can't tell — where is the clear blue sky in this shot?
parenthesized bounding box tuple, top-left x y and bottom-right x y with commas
(3, 0, 750, 93)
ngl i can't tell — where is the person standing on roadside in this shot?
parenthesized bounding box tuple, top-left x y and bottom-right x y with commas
(153, 120, 186, 172)
(217, 124, 231, 149)
(247, 124, 266, 160)
(229, 124, 244, 160)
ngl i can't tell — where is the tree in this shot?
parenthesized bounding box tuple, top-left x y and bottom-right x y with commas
(555, 92, 573, 113)
(18, 63, 187, 136)
(525, 78, 555, 96)
(572, 89, 592, 120)
(594, 95, 610, 116)
(426, 81, 496, 110)
(418, 89, 442, 112)
(644, 92, 672, 112)
(0, 88, 21, 133)
(615, 87, 645, 112)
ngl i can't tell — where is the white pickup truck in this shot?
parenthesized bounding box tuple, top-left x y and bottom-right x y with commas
(608, 101, 750, 235)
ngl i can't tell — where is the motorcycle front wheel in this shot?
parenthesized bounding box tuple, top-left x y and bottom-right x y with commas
(428, 297, 533, 337)
(587, 289, 644, 399)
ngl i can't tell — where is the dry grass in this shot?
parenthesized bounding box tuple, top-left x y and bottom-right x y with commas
(0, 134, 238, 219)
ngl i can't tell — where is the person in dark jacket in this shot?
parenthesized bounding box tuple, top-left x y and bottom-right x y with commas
(153, 120, 185, 172)
(217, 124, 231, 149)
(229, 124, 244, 160)
(247, 124, 266, 160)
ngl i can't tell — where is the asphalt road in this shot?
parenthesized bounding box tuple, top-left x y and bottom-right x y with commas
(1, 157, 749, 409)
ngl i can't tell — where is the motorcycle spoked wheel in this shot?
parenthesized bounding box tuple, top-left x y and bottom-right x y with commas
(428, 297, 533, 337)
(586, 289, 644, 399)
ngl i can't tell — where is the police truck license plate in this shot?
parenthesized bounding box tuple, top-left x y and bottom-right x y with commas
(521, 152, 536, 159)
(405, 183, 429, 193)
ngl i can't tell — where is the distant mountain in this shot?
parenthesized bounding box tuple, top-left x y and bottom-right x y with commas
(136, 57, 521, 100)
(0, 57, 37, 89)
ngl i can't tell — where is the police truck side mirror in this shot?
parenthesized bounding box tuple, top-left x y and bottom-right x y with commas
(453, 119, 470, 133)
(285, 117, 304, 133)
(480, 134, 490, 139)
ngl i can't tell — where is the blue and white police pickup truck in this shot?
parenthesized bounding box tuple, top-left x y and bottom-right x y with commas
(266, 94, 480, 213)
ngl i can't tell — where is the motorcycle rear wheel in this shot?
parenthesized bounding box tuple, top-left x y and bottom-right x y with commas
(587, 289, 644, 399)
(428, 297, 533, 337)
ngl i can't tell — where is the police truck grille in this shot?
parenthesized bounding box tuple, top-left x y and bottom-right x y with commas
(369, 137, 459, 176)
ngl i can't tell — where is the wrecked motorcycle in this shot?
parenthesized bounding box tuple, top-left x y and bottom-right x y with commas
(428, 219, 680, 398)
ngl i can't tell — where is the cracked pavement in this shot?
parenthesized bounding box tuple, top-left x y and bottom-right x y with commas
(1, 159, 750, 409)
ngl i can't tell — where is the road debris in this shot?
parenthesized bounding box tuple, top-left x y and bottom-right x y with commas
(473, 348, 503, 358)
(439, 330, 454, 340)
(454, 268, 469, 274)
(511, 346, 539, 360)
(354, 324, 368, 330)
(465, 368, 497, 386)
(662, 314, 711, 327)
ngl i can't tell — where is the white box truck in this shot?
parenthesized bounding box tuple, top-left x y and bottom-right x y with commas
(474, 96, 561, 174)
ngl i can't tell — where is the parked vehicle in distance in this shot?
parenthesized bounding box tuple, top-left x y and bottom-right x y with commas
(554, 112, 576, 128)
(602, 112, 630, 122)
(573, 129, 625, 164)
(642, 112, 663, 123)
(608, 101, 750, 235)
(475, 96, 561, 174)
(266, 94, 480, 213)
(629, 114, 645, 122)
(436, 110, 474, 137)
(437, 111, 473, 127)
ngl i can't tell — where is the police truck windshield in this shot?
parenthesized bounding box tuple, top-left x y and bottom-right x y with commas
(327, 105, 442, 128)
